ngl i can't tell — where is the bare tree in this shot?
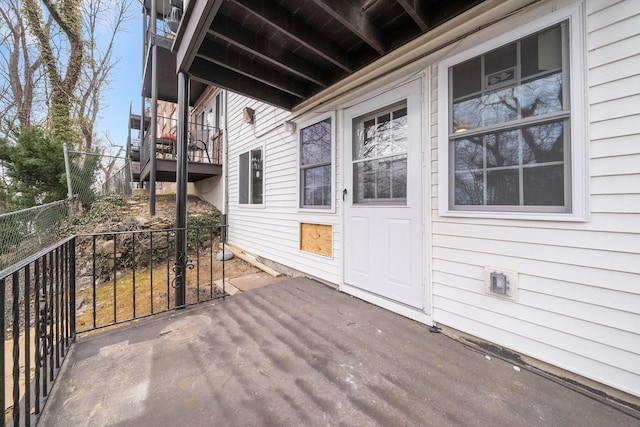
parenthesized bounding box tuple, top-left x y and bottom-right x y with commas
(0, 0, 46, 133)
(76, 0, 134, 151)
(23, 0, 84, 145)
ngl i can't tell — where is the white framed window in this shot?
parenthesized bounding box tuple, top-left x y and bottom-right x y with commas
(438, 5, 588, 220)
(298, 113, 335, 211)
(239, 146, 264, 205)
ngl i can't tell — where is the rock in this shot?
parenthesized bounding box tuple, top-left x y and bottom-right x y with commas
(97, 239, 115, 255)
(216, 249, 234, 261)
(77, 276, 93, 290)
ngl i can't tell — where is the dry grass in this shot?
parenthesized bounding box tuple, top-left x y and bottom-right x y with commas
(76, 250, 260, 331)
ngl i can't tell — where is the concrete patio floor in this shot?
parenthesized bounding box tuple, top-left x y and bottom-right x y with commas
(38, 278, 639, 426)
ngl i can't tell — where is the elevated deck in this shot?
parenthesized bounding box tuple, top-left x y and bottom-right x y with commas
(39, 278, 639, 426)
(139, 157, 221, 182)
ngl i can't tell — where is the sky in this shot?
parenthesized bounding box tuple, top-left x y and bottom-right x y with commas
(96, 8, 143, 153)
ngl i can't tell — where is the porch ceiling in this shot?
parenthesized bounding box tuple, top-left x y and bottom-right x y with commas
(174, 0, 485, 110)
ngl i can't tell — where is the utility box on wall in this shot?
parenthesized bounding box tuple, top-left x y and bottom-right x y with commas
(484, 267, 518, 300)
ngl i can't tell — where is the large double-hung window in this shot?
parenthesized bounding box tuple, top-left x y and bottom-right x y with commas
(439, 8, 587, 219)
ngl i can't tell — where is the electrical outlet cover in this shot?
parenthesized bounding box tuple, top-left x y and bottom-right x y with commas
(484, 266, 518, 300)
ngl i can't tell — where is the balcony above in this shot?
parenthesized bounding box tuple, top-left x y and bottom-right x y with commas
(141, 33, 208, 106)
(172, 0, 484, 109)
(137, 116, 223, 183)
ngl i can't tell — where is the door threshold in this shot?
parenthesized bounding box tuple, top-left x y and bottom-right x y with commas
(341, 283, 432, 325)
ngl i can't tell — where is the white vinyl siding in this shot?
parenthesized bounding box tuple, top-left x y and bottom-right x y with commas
(220, 0, 640, 400)
(226, 93, 342, 284)
(431, 0, 640, 399)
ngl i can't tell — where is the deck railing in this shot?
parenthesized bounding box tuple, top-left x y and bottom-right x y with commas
(1, 225, 226, 425)
(75, 226, 226, 333)
(139, 117, 223, 170)
(0, 237, 76, 427)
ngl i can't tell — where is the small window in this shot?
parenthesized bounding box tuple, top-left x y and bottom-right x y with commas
(444, 20, 576, 214)
(239, 147, 263, 205)
(299, 117, 333, 209)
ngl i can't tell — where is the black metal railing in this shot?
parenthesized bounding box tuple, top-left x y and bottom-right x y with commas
(130, 138, 141, 161)
(0, 226, 226, 425)
(75, 226, 226, 333)
(140, 117, 223, 170)
(0, 237, 76, 427)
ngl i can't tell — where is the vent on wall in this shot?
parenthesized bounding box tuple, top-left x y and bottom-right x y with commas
(484, 267, 518, 300)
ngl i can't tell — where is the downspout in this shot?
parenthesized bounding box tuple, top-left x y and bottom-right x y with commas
(140, 4, 146, 191)
(222, 89, 229, 245)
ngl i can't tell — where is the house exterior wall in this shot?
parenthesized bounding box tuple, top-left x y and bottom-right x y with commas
(429, 0, 640, 398)
(221, 0, 639, 399)
(191, 88, 225, 210)
(193, 176, 223, 211)
(225, 94, 343, 285)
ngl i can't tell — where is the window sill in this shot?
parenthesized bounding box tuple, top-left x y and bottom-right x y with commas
(298, 207, 335, 214)
(236, 203, 265, 209)
(438, 209, 589, 223)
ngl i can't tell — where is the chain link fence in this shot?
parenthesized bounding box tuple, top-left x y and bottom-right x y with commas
(0, 200, 69, 271)
(0, 151, 133, 271)
(68, 151, 132, 210)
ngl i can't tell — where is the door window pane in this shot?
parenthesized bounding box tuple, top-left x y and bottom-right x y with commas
(352, 102, 408, 205)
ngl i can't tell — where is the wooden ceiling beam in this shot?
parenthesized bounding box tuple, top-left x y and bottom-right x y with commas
(309, 0, 385, 55)
(396, 0, 429, 32)
(228, 0, 353, 73)
(207, 17, 330, 88)
(189, 57, 300, 110)
(197, 41, 312, 99)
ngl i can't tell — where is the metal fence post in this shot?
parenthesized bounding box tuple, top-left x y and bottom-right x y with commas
(63, 143, 75, 217)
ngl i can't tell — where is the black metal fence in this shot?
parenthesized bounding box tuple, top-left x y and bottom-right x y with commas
(140, 116, 223, 171)
(1, 226, 226, 425)
(74, 226, 225, 332)
(0, 237, 76, 427)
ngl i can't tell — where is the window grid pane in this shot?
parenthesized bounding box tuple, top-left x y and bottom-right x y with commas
(453, 121, 566, 206)
(300, 118, 332, 208)
(449, 21, 569, 210)
(352, 102, 408, 205)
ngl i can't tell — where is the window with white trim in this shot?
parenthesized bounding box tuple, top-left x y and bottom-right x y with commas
(299, 116, 333, 209)
(239, 146, 263, 205)
(440, 17, 585, 216)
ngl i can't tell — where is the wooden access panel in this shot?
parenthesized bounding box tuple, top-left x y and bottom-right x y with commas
(300, 223, 332, 257)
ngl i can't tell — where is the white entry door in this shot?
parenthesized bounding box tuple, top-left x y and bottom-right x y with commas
(343, 79, 424, 309)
